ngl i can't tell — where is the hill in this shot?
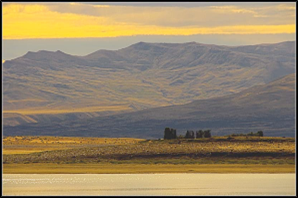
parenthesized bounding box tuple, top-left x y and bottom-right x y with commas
(3, 73, 295, 138)
(3, 41, 295, 126)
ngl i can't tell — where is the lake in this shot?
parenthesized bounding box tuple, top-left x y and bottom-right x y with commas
(2, 174, 296, 196)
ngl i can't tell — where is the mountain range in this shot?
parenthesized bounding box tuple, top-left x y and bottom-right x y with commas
(2, 41, 295, 137)
(3, 73, 295, 138)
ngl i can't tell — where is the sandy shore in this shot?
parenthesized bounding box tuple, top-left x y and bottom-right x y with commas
(3, 163, 295, 174)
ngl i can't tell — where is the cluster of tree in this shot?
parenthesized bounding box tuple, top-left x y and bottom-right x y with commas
(164, 128, 211, 139)
(164, 127, 177, 139)
(185, 130, 211, 139)
(230, 131, 264, 137)
(185, 130, 195, 138)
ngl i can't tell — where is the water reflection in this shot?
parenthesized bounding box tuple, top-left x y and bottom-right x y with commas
(3, 174, 296, 196)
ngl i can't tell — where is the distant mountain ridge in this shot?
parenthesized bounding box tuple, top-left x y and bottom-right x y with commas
(3, 73, 295, 138)
(3, 41, 295, 132)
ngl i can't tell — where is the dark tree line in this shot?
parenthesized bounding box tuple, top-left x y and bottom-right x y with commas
(163, 128, 264, 140)
(164, 127, 177, 139)
(185, 130, 211, 139)
(230, 131, 263, 137)
(164, 128, 212, 139)
(185, 130, 194, 138)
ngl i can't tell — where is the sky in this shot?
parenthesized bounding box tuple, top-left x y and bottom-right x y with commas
(2, 2, 296, 60)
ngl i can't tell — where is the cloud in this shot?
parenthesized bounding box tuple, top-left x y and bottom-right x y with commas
(3, 3, 296, 39)
(44, 3, 295, 27)
(277, 4, 296, 10)
(73, 2, 287, 8)
(210, 5, 257, 14)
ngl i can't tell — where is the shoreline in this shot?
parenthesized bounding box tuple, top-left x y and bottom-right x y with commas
(3, 163, 295, 174)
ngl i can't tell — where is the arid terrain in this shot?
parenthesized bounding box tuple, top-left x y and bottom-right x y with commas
(3, 42, 295, 137)
(4, 73, 295, 138)
(3, 136, 295, 174)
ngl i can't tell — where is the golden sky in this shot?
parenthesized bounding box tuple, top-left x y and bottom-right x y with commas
(3, 2, 296, 39)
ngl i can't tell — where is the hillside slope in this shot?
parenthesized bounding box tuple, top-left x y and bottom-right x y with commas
(4, 73, 295, 138)
(3, 41, 295, 119)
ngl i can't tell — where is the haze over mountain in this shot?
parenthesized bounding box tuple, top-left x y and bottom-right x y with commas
(3, 41, 294, 111)
(3, 73, 295, 138)
(2, 41, 295, 137)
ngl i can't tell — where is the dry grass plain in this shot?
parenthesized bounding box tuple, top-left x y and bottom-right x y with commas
(3, 136, 295, 173)
(3, 164, 294, 174)
(3, 136, 142, 154)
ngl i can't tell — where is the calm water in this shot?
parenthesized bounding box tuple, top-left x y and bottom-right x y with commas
(3, 174, 296, 196)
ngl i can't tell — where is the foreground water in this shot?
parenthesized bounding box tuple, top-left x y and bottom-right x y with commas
(3, 174, 295, 196)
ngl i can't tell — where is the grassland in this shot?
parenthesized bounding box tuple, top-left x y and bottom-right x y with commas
(3, 136, 142, 154)
(3, 136, 295, 173)
(3, 164, 294, 174)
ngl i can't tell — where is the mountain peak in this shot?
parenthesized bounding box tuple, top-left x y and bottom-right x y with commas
(130, 41, 153, 48)
(22, 50, 71, 60)
(55, 50, 64, 54)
